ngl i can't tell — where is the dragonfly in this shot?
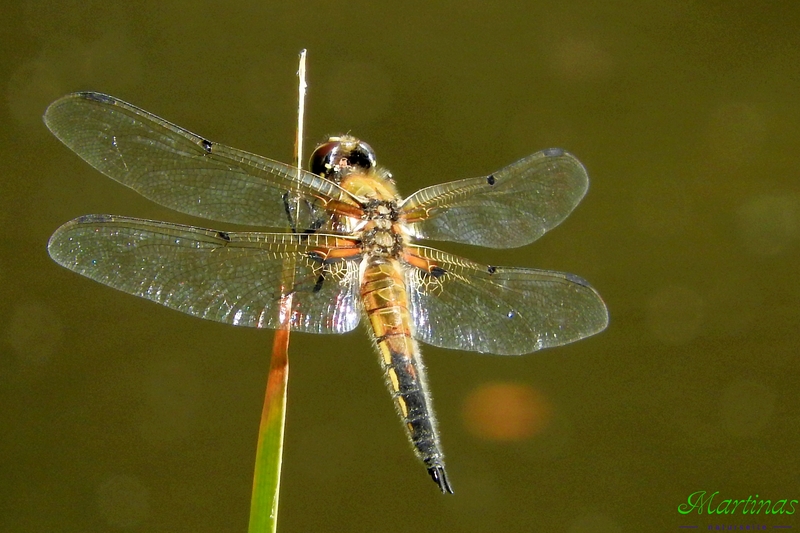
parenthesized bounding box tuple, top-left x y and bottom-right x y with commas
(45, 91, 609, 494)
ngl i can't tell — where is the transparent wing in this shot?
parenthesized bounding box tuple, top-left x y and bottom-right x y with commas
(44, 92, 361, 229)
(404, 245, 608, 355)
(47, 215, 362, 333)
(400, 148, 589, 249)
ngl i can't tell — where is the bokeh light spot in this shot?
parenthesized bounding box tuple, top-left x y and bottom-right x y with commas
(463, 382, 551, 442)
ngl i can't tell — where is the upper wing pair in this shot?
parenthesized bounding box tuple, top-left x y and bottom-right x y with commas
(44, 92, 589, 248)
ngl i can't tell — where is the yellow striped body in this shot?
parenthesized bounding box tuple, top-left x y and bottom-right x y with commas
(340, 166, 451, 492)
(361, 257, 444, 469)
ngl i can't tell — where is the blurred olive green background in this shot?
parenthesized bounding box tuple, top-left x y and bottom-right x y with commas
(3, 1, 799, 532)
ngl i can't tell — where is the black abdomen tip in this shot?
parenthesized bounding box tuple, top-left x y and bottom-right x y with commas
(428, 465, 454, 494)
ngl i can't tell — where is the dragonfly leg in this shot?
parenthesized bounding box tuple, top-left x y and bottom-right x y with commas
(282, 192, 329, 234)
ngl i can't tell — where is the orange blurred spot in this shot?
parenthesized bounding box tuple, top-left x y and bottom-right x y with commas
(462, 382, 552, 442)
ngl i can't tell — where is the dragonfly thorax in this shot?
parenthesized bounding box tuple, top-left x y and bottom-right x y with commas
(359, 199, 405, 257)
(362, 198, 399, 222)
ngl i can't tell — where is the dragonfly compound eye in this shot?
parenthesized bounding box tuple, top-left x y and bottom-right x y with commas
(309, 140, 339, 177)
(309, 136, 377, 180)
(348, 140, 376, 170)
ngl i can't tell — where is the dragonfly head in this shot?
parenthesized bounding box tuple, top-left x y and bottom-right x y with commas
(310, 135, 376, 182)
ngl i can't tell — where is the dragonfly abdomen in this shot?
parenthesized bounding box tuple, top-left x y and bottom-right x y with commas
(360, 258, 453, 493)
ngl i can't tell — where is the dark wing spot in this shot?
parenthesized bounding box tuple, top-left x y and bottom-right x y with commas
(430, 266, 447, 278)
(543, 147, 565, 157)
(486, 174, 496, 186)
(201, 139, 213, 153)
(81, 92, 116, 104)
(564, 272, 593, 288)
(217, 231, 231, 242)
(76, 214, 113, 224)
(487, 265, 497, 274)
